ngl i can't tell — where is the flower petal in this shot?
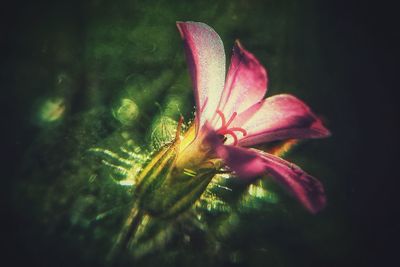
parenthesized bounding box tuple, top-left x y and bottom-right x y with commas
(233, 94, 330, 146)
(213, 41, 267, 126)
(216, 145, 326, 213)
(176, 21, 226, 130)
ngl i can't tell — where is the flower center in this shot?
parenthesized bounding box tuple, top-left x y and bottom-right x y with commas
(215, 110, 247, 145)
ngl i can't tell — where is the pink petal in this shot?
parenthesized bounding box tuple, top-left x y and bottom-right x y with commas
(233, 94, 330, 146)
(216, 145, 326, 213)
(176, 22, 226, 130)
(212, 41, 267, 127)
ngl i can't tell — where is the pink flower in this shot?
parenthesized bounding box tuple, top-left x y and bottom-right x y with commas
(176, 21, 331, 213)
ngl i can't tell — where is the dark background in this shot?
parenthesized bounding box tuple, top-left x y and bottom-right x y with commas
(2, 0, 399, 266)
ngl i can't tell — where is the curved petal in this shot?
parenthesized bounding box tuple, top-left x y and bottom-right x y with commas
(176, 21, 226, 131)
(216, 145, 326, 213)
(233, 94, 330, 146)
(212, 41, 267, 127)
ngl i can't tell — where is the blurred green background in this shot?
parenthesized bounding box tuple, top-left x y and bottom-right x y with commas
(3, 0, 399, 266)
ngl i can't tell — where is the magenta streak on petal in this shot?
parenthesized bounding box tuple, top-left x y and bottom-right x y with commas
(232, 94, 331, 146)
(200, 97, 208, 113)
(176, 22, 226, 133)
(212, 41, 268, 129)
(258, 150, 326, 214)
(215, 145, 326, 213)
(225, 99, 264, 128)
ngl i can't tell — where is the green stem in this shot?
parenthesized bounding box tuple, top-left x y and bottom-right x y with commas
(107, 204, 143, 263)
